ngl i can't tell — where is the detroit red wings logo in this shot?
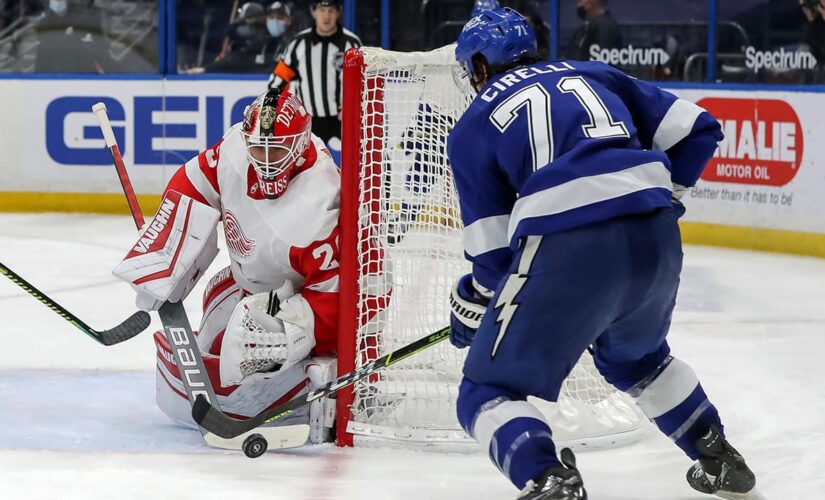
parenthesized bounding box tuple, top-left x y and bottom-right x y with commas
(223, 210, 255, 258)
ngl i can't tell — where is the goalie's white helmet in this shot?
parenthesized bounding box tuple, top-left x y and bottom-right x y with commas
(241, 88, 312, 199)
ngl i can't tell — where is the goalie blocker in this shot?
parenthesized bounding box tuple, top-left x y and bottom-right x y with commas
(113, 190, 338, 445)
(113, 190, 220, 311)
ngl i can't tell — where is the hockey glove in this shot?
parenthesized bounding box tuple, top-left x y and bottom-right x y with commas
(449, 274, 491, 349)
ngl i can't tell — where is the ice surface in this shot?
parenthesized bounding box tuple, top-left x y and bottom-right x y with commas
(1, 213, 823, 499)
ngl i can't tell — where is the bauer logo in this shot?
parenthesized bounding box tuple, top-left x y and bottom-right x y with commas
(699, 98, 803, 186)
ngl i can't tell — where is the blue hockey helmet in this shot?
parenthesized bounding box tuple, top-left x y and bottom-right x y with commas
(471, 0, 501, 18)
(456, 7, 537, 78)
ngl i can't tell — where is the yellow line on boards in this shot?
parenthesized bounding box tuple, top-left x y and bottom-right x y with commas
(1, 193, 823, 259)
(680, 222, 825, 259)
(0, 192, 162, 215)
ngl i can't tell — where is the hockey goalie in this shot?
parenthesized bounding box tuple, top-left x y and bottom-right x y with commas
(113, 88, 341, 445)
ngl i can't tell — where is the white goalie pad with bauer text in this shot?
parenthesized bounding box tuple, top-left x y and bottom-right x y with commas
(113, 191, 220, 311)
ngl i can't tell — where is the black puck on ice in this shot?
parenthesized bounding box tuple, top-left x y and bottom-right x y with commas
(242, 434, 268, 458)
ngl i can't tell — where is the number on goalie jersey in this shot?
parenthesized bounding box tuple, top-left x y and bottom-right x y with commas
(447, 7, 757, 499)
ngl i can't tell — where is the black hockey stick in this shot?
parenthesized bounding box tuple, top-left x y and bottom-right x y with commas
(0, 260, 150, 346)
(192, 326, 451, 439)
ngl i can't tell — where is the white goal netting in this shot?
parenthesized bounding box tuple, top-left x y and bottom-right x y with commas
(342, 46, 646, 451)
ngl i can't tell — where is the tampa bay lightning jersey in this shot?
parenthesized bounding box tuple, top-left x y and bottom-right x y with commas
(447, 60, 722, 290)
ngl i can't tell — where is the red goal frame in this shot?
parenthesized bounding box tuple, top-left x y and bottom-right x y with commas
(337, 48, 387, 447)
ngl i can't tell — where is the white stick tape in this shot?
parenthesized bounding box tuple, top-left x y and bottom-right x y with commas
(92, 102, 118, 148)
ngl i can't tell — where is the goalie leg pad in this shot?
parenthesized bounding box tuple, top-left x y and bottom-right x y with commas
(155, 331, 312, 431)
(306, 356, 337, 444)
(155, 330, 208, 430)
(197, 267, 244, 355)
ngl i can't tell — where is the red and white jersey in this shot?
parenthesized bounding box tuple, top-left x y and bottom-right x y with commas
(164, 124, 340, 355)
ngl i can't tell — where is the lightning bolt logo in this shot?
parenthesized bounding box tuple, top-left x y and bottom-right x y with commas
(489, 236, 543, 357)
(491, 274, 527, 357)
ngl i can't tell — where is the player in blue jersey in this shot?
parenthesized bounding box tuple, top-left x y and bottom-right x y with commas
(447, 8, 758, 500)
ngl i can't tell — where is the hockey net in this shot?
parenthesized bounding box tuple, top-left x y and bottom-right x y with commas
(337, 45, 646, 450)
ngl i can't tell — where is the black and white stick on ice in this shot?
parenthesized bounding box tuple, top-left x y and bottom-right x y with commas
(0, 261, 150, 346)
(192, 326, 451, 440)
(93, 102, 309, 457)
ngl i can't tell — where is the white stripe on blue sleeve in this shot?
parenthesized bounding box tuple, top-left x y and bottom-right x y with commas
(464, 214, 511, 257)
(508, 161, 672, 240)
(652, 99, 705, 152)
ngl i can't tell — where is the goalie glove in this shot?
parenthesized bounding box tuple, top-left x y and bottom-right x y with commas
(449, 274, 492, 349)
(220, 281, 316, 387)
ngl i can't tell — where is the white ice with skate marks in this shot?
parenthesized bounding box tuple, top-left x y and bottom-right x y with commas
(0, 213, 823, 499)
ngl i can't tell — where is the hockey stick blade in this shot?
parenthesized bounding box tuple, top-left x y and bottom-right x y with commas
(1, 260, 150, 346)
(192, 326, 451, 439)
(97, 310, 152, 346)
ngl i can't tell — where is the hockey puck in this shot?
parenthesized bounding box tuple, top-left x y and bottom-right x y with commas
(242, 434, 268, 458)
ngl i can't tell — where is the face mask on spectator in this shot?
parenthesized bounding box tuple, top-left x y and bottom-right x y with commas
(267, 18, 287, 37)
(50, 0, 67, 14)
(236, 24, 256, 39)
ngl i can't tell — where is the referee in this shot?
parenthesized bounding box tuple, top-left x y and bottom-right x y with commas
(268, 0, 361, 143)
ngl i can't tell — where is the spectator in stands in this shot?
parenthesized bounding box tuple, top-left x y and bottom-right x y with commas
(186, 1, 293, 74)
(801, 0, 825, 68)
(268, 0, 361, 144)
(567, 0, 622, 61)
(176, 0, 234, 71)
(33, 0, 112, 73)
(265, 1, 296, 45)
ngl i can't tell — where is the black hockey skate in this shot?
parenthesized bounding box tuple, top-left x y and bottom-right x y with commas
(517, 448, 587, 500)
(686, 427, 758, 499)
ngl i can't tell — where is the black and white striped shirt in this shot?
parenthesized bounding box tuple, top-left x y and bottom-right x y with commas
(268, 26, 361, 118)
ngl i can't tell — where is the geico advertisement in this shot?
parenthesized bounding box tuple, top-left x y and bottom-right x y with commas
(671, 89, 824, 234)
(0, 78, 265, 194)
(0, 79, 823, 235)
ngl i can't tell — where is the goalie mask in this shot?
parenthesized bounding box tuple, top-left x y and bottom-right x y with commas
(241, 89, 312, 199)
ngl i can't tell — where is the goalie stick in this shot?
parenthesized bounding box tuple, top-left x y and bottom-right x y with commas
(192, 326, 451, 439)
(92, 102, 145, 229)
(0, 260, 150, 346)
(93, 102, 308, 457)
